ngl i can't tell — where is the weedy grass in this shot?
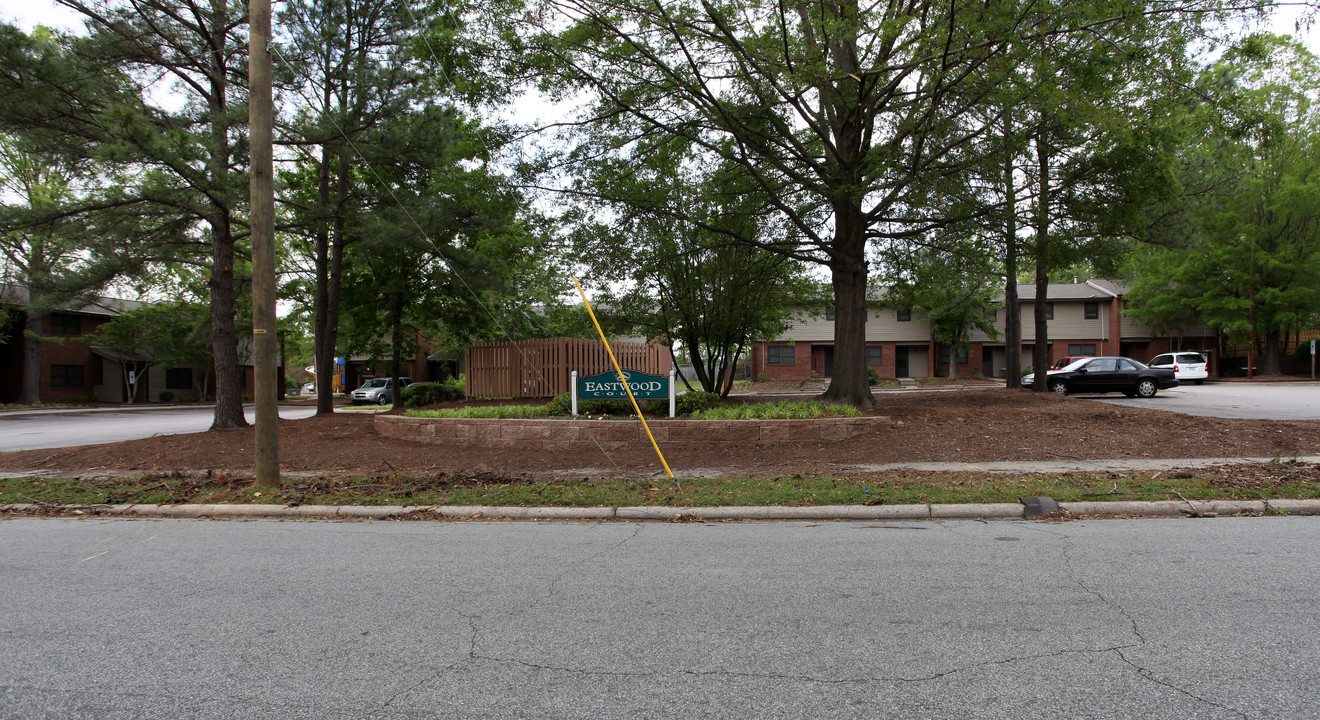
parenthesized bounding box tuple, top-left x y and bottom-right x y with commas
(689, 401, 863, 420)
(4, 465, 1319, 509)
(408, 405, 552, 419)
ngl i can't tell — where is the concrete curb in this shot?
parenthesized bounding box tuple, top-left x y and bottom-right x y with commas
(5, 499, 1320, 521)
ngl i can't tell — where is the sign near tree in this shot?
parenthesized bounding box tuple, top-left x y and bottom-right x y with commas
(576, 370, 669, 399)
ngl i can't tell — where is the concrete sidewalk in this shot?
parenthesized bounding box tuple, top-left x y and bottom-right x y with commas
(5, 495, 1318, 522)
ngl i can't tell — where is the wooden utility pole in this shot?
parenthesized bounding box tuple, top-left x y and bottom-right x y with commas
(249, 0, 280, 488)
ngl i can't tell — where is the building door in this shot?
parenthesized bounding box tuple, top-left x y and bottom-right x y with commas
(896, 347, 909, 377)
(822, 347, 834, 378)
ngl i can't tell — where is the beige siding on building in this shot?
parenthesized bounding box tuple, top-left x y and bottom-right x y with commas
(773, 307, 933, 343)
(1017, 301, 1108, 341)
(775, 310, 834, 342)
(969, 308, 1003, 343)
(867, 308, 932, 342)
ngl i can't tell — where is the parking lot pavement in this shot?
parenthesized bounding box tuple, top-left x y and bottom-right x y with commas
(1091, 381, 1320, 420)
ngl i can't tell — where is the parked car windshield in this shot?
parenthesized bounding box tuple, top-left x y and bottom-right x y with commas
(361, 379, 388, 388)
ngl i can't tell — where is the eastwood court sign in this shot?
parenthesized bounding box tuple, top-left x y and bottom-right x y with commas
(571, 368, 677, 417)
(576, 370, 669, 399)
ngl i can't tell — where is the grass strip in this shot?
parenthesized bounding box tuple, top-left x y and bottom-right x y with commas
(690, 401, 862, 420)
(3, 463, 1318, 509)
(408, 405, 551, 419)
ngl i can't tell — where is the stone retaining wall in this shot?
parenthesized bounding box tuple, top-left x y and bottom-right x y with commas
(376, 414, 888, 448)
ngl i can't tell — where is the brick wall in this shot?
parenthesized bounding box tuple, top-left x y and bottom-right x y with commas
(37, 314, 108, 403)
(932, 342, 984, 378)
(752, 342, 814, 381)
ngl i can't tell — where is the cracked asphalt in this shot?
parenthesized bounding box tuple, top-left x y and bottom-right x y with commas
(2, 516, 1318, 719)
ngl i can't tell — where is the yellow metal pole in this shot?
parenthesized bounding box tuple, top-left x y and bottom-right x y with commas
(572, 277, 677, 486)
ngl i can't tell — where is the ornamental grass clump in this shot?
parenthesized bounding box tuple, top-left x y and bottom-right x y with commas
(689, 400, 862, 420)
(407, 405, 551, 419)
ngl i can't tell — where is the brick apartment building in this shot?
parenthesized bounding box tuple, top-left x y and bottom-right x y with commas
(0, 287, 265, 404)
(750, 279, 1219, 382)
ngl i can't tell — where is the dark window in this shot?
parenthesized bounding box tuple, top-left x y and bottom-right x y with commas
(896, 309, 911, 322)
(825, 306, 835, 321)
(1084, 301, 1099, 319)
(51, 364, 84, 388)
(1045, 302, 1054, 320)
(767, 346, 795, 365)
(49, 313, 81, 335)
(941, 346, 969, 364)
(1068, 343, 1097, 356)
(865, 346, 884, 365)
(985, 307, 997, 323)
(166, 367, 193, 389)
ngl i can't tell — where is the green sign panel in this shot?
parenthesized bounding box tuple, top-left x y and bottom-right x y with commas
(577, 370, 669, 399)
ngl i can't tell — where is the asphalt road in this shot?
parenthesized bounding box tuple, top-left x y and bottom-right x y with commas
(1, 516, 1317, 719)
(1089, 381, 1320, 419)
(0, 405, 318, 452)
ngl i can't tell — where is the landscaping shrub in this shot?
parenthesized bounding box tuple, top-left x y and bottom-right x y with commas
(546, 393, 572, 415)
(675, 390, 721, 415)
(158, 391, 174, 403)
(403, 381, 465, 407)
(547, 393, 665, 416)
(690, 400, 862, 420)
(408, 405, 549, 419)
(865, 367, 880, 386)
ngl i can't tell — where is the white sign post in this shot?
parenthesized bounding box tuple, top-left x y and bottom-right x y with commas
(1311, 339, 1315, 380)
(669, 368, 676, 418)
(570, 371, 578, 417)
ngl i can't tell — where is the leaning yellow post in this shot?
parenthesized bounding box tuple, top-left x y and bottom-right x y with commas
(572, 276, 678, 487)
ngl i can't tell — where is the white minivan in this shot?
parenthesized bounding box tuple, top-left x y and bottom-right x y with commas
(1148, 352, 1209, 385)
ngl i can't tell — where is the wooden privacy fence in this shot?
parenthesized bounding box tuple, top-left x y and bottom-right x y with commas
(465, 337, 669, 399)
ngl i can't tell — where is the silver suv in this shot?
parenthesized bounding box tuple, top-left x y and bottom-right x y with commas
(350, 377, 412, 405)
(1148, 352, 1208, 385)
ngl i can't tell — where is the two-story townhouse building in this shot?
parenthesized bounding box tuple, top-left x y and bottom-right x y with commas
(751, 279, 1219, 381)
(1, 286, 273, 404)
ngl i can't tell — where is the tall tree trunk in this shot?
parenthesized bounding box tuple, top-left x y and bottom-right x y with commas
(20, 309, 43, 404)
(1003, 112, 1022, 388)
(206, 6, 247, 431)
(389, 282, 405, 410)
(209, 214, 247, 429)
(819, 243, 876, 406)
(314, 150, 351, 414)
(313, 143, 336, 415)
(1031, 140, 1052, 391)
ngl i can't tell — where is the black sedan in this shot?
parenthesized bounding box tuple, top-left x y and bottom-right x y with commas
(1027, 356, 1178, 398)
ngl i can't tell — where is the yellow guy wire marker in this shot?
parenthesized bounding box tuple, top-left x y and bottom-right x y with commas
(572, 276, 677, 486)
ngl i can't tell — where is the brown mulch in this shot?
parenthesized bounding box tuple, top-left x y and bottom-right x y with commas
(2, 388, 1319, 480)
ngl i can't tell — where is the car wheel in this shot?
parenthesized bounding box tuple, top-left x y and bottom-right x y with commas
(1136, 379, 1158, 398)
(1049, 381, 1068, 396)
(1193, 379, 1204, 385)
(377, 394, 389, 405)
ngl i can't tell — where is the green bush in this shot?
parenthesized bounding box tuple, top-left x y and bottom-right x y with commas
(547, 393, 666, 416)
(408, 405, 549, 419)
(546, 393, 573, 416)
(158, 391, 174, 403)
(403, 381, 465, 407)
(690, 400, 862, 420)
(865, 367, 880, 386)
(675, 390, 721, 415)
